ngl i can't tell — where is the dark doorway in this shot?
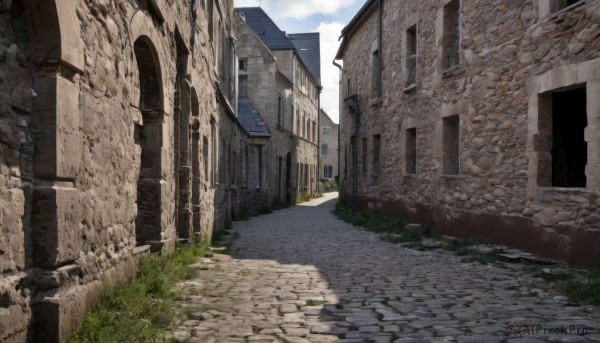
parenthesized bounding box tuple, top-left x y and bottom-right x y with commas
(286, 153, 292, 204)
(134, 38, 163, 245)
(552, 87, 587, 188)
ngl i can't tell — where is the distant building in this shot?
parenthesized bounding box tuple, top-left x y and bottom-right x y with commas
(336, 0, 600, 266)
(319, 110, 339, 183)
(235, 7, 321, 203)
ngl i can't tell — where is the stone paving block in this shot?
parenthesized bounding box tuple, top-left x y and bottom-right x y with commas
(167, 194, 600, 342)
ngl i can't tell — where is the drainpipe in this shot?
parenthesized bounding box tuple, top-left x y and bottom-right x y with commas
(377, 0, 383, 97)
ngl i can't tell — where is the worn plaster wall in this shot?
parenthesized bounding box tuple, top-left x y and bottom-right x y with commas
(339, 0, 600, 266)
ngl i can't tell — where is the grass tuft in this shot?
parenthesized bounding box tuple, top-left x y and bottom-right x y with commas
(67, 241, 209, 343)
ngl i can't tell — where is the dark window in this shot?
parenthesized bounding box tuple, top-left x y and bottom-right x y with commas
(324, 165, 333, 179)
(203, 136, 209, 181)
(323, 127, 330, 135)
(321, 144, 328, 155)
(239, 58, 247, 71)
(239, 75, 248, 96)
(443, 115, 460, 175)
(442, 0, 460, 71)
(551, 0, 582, 12)
(372, 50, 380, 96)
(277, 96, 283, 127)
(406, 25, 417, 87)
(362, 137, 368, 175)
(551, 87, 587, 187)
(372, 134, 381, 174)
(406, 128, 417, 174)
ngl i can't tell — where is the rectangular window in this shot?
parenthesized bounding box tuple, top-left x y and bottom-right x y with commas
(295, 109, 300, 135)
(442, 0, 460, 71)
(323, 127, 330, 135)
(255, 145, 262, 189)
(443, 115, 460, 175)
(406, 128, 417, 174)
(362, 137, 368, 175)
(551, 87, 587, 187)
(210, 120, 216, 186)
(203, 136, 209, 182)
(405, 24, 417, 87)
(302, 116, 306, 138)
(372, 49, 380, 96)
(324, 165, 333, 179)
(372, 134, 381, 174)
(239, 58, 247, 71)
(239, 75, 248, 96)
(277, 96, 283, 127)
(245, 145, 249, 188)
(321, 144, 328, 155)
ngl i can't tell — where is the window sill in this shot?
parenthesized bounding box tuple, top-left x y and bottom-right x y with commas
(403, 84, 417, 93)
(369, 97, 383, 108)
(404, 172, 417, 177)
(537, 186, 589, 193)
(440, 174, 465, 179)
(442, 65, 460, 77)
(542, 1, 585, 21)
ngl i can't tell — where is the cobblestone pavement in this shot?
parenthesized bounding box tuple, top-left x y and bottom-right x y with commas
(170, 193, 600, 343)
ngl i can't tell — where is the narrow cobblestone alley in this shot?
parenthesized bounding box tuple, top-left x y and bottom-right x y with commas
(170, 193, 600, 343)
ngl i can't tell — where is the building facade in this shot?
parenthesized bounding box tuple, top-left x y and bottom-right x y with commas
(235, 8, 321, 203)
(336, 0, 600, 266)
(319, 110, 339, 182)
(0, 0, 264, 341)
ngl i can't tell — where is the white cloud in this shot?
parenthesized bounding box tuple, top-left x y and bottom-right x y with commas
(316, 22, 344, 123)
(234, 0, 358, 20)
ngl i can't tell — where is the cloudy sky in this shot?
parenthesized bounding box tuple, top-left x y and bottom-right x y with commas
(234, 0, 366, 123)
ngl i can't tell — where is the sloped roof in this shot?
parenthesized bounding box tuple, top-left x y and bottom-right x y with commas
(289, 33, 321, 82)
(235, 7, 295, 50)
(237, 97, 271, 138)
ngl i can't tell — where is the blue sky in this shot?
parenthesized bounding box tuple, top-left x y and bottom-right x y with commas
(233, 0, 367, 123)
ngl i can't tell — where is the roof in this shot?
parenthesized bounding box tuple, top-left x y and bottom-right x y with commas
(235, 7, 295, 50)
(289, 33, 321, 82)
(235, 7, 321, 86)
(320, 109, 338, 126)
(237, 97, 271, 138)
(335, 0, 377, 59)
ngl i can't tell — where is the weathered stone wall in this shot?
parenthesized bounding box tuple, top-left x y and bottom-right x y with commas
(0, 0, 243, 341)
(319, 110, 339, 181)
(338, 0, 600, 266)
(234, 14, 318, 204)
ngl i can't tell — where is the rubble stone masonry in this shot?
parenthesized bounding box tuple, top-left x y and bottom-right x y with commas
(338, 0, 600, 267)
(0, 0, 244, 341)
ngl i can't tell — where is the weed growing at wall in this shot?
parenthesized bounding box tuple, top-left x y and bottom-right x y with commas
(67, 241, 209, 343)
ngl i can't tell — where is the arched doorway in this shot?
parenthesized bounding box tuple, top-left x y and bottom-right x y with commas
(133, 37, 163, 246)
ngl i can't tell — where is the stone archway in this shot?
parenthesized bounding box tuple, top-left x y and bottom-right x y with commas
(133, 37, 164, 247)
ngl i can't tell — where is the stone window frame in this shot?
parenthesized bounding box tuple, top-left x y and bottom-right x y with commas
(538, 0, 584, 18)
(436, 0, 462, 75)
(323, 126, 330, 136)
(526, 58, 600, 196)
(402, 14, 419, 91)
(436, 101, 466, 178)
(401, 117, 419, 175)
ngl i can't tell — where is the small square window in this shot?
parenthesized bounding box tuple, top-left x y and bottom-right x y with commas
(239, 59, 247, 71)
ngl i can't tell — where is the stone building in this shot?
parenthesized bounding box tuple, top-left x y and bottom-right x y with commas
(336, 0, 600, 266)
(235, 7, 321, 203)
(319, 109, 339, 182)
(0, 0, 260, 341)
